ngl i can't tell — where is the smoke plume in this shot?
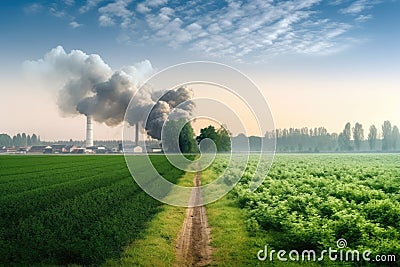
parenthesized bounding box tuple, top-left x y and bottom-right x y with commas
(127, 86, 194, 140)
(24, 46, 194, 140)
(23, 46, 153, 126)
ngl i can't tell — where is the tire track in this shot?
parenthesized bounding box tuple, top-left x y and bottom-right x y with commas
(176, 171, 212, 266)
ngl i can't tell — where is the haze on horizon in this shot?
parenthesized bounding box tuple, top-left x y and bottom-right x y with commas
(0, 0, 399, 141)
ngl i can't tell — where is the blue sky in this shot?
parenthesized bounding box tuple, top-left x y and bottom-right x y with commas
(1, 0, 398, 67)
(0, 0, 399, 139)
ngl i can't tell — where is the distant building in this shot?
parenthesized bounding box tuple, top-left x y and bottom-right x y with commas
(51, 144, 67, 154)
(71, 148, 86, 154)
(43, 146, 53, 154)
(28, 145, 47, 153)
(146, 145, 163, 153)
(95, 146, 107, 154)
(65, 145, 77, 153)
(133, 146, 143, 153)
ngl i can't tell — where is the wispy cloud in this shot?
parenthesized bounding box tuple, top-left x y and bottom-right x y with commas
(30, 0, 384, 61)
(130, 0, 360, 60)
(23, 3, 43, 14)
(355, 14, 373, 22)
(79, 0, 105, 13)
(49, 6, 67, 18)
(64, 0, 75, 6)
(340, 0, 381, 15)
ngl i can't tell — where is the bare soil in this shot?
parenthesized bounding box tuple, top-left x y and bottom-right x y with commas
(176, 171, 212, 266)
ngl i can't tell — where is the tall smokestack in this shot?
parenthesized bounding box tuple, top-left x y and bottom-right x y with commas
(86, 115, 94, 147)
(135, 123, 139, 146)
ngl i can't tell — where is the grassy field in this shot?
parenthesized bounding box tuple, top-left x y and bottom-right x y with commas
(1, 154, 399, 266)
(0, 155, 188, 266)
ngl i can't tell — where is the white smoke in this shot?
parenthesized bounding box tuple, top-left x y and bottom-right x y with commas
(23, 46, 153, 126)
(24, 46, 194, 139)
(126, 86, 195, 140)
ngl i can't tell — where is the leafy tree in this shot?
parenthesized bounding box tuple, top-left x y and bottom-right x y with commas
(368, 125, 377, 151)
(21, 133, 27, 147)
(196, 125, 231, 152)
(343, 122, 352, 150)
(392, 126, 400, 150)
(217, 126, 231, 151)
(31, 134, 38, 145)
(162, 119, 198, 153)
(338, 123, 352, 151)
(352, 123, 364, 151)
(196, 126, 219, 152)
(382, 120, 392, 151)
(0, 134, 13, 147)
(179, 121, 198, 153)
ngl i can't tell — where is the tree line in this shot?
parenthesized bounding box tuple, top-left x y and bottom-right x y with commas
(0, 133, 41, 147)
(162, 119, 231, 153)
(2, 120, 399, 153)
(263, 120, 400, 152)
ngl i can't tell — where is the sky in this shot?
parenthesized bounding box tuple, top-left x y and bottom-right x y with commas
(0, 0, 399, 140)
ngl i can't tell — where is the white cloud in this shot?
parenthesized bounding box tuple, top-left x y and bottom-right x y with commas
(99, 14, 115, 26)
(49, 6, 67, 18)
(64, 0, 75, 6)
(51, 0, 383, 61)
(79, 0, 105, 13)
(70, 21, 82, 28)
(23, 3, 43, 14)
(98, 0, 133, 28)
(146, 0, 168, 8)
(136, 3, 151, 13)
(355, 14, 373, 22)
(131, 0, 357, 59)
(340, 0, 381, 15)
(136, 0, 168, 13)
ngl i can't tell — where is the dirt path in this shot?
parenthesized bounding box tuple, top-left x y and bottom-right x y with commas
(176, 171, 212, 266)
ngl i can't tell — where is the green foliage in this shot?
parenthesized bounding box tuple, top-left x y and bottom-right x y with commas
(0, 155, 186, 266)
(338, 122, 353, 151)
(368, 125, 378, 150)
(382, 120, 392, 151)
(0, 134, 13, 147)
(162, 119, 198, 153)
(196, 125, 231, 152)
(0, 133, 41, 147)
(352, 123, 364, 151)
(212, 154, 400, 261)
(392, 126, 400, 150)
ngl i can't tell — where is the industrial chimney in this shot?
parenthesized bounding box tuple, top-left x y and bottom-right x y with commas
(135, 123, 139, 146)
(86, 115, 94, 147)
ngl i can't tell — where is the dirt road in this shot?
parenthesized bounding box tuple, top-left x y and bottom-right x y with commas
(176, 171, 212, 266)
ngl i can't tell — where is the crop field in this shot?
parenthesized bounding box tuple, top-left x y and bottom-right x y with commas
(0, 155, 187, 266)
(0, 154, 399, 266)
(211, 154, 400, 265)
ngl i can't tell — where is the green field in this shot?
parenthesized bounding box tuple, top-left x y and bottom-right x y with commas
(220, 154, 400, 265)
(0, 154, 399, 266)
(0, 155, 188, 266)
